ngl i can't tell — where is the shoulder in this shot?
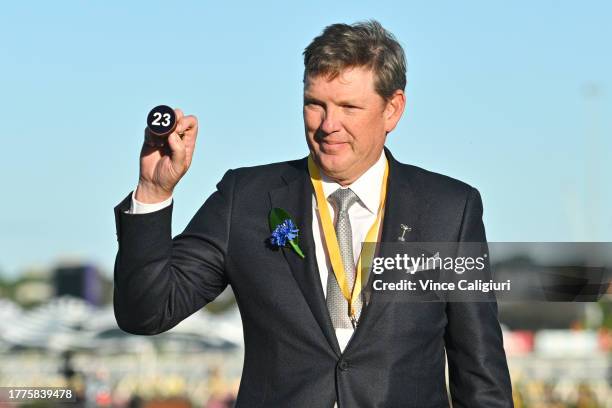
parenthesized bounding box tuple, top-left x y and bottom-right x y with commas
(390, 156, 479, 202)
(217, 157, 307, 192)
(388, 151, 486, 240)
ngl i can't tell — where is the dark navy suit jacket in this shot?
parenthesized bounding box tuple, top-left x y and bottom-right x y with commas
(113, 148, 513, 407)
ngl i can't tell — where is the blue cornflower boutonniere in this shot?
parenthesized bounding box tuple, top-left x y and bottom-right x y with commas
(269, 208, 305, 259)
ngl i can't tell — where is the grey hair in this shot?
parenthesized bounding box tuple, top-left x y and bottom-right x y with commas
(303, 20, 407, 100)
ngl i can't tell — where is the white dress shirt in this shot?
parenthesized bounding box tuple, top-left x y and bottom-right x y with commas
(128, 151, 387, 353)
(312, 151, 386, 352)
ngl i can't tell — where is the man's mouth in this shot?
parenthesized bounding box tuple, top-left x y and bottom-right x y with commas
(319, 140, 348, 153)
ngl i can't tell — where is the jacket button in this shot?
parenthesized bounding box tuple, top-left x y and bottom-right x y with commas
(338, 360, 350, 371)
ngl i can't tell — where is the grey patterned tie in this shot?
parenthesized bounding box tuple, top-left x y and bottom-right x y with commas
(326, 187, 362, 329)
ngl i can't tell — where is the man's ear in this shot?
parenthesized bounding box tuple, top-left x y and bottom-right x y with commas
(383, 90, 406, 133)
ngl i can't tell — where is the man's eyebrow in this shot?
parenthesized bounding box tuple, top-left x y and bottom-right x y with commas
(303, 96, 362, 107)
(303, 95, 323, 104)
(337, 99, 362, 106)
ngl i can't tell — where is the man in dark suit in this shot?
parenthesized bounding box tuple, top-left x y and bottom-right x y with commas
(113, 20, 513, 407)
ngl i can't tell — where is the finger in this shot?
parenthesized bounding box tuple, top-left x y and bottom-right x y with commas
(177, 115, 198, 139)
(175, 115, 198, 154)
(174, 108, 184, 127)
(175, 113, 195, 134)
(167, 132, 186, 172)
(179, 116, 198, 166)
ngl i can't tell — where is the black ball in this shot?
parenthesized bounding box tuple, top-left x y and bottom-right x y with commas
(146, 105, 177, 137)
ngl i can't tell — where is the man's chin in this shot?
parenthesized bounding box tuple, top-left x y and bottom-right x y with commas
(313, 154, 352, 180)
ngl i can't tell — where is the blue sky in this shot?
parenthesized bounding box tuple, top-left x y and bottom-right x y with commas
(0, 1, 610, 278)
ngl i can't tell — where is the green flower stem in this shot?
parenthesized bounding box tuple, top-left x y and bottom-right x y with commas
(289, 240, 305, 259)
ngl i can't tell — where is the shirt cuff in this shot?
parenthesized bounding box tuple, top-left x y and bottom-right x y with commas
(127, 188, 173, 214)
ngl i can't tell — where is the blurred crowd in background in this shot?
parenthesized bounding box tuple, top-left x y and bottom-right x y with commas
(0, 260, 610, 407)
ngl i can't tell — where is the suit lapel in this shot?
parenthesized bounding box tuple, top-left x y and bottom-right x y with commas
(267, 150, 425, 356)
(269, 159, 342, 356)
(344, 148, 424, 352)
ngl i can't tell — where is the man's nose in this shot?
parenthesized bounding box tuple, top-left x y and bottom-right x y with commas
(320, 106, 341, 135)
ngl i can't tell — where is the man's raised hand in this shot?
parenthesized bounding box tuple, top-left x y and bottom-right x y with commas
(136, 108, 198, 203)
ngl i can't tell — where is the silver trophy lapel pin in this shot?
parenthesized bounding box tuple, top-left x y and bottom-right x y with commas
(397, 224, 412, 241)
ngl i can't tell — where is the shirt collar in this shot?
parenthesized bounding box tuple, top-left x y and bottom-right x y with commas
(320, 150, 387, 214)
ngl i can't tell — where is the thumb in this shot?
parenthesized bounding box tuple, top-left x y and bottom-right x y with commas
(167, 133, 187, 174)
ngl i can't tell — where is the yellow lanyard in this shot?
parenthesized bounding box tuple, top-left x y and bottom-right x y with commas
(308, 155, 389, 318)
